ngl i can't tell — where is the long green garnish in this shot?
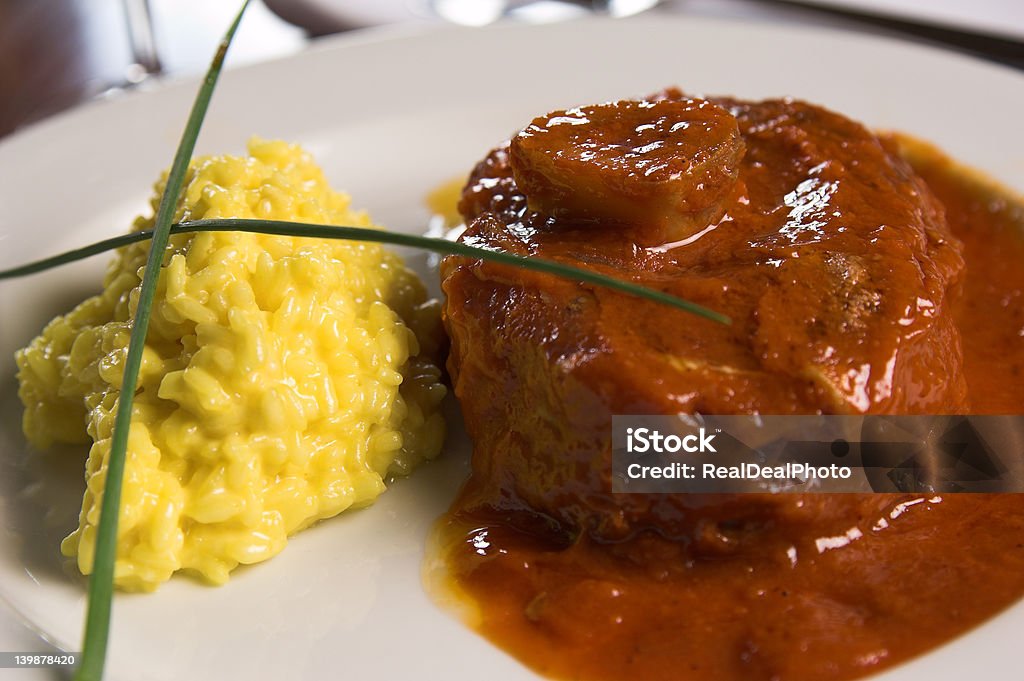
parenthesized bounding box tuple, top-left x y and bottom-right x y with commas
(74, 3, 251, 680)
(0, 219, 730, 324)
(2, 1, 728, 677)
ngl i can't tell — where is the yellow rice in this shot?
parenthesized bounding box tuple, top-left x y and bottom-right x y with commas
(15, 139, 447, 591)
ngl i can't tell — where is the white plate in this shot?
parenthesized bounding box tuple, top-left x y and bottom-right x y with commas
(263, 0, 1024, 41)
(1, 15, 1023, 681)
(798, 0, 1024, 42)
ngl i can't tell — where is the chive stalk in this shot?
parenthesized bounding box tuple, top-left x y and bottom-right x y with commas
(2, 1, 730, 677)
(0, 219, 730, 324)
(74, 3, 251, 680)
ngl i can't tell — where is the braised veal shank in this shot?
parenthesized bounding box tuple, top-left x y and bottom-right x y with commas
(442, 90, 966, 541)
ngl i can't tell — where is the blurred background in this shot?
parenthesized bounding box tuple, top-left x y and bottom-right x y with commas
(0, 0, 1021, 140)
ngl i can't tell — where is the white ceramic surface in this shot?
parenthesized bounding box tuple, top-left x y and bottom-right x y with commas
(264, 0, 1024, 41)
(1, 16, 1023, 681)
(799, 0, 1024, 42)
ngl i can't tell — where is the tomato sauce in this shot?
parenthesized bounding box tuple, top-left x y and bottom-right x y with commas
(433, 137, 1024, 681)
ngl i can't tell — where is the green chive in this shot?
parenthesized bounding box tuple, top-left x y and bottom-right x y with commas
(3, 1, 729, 673)
(74, 3, 251, 680)
(0, 219, 730, 324)
(0, 232, 155, 279)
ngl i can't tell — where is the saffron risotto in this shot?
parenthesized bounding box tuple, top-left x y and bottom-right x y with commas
(15, 139, 447, 591)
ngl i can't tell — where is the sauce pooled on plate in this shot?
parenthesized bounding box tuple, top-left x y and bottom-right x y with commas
(435, 91, 1024, 681)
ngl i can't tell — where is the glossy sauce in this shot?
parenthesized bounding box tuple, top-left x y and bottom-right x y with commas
(434, 137, 1024, 680)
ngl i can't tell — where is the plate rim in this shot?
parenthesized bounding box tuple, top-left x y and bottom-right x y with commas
(0, 13, 1022, 681)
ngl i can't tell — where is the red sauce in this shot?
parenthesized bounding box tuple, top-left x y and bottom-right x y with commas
(433, 135, 1024, 680)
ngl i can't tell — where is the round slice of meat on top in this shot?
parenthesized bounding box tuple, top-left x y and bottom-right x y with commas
(509, 97, 745, 246)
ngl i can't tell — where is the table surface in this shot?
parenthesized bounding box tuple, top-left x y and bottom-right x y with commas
(0, 0, 307, 140)
(1, 0, 1021, 142)
(0, 0, 1021, 677)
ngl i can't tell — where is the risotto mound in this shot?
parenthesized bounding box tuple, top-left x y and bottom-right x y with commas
(15, 139, 447, 591)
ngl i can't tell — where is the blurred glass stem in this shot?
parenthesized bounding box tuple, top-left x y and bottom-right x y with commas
(123, 0, 164, 84)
